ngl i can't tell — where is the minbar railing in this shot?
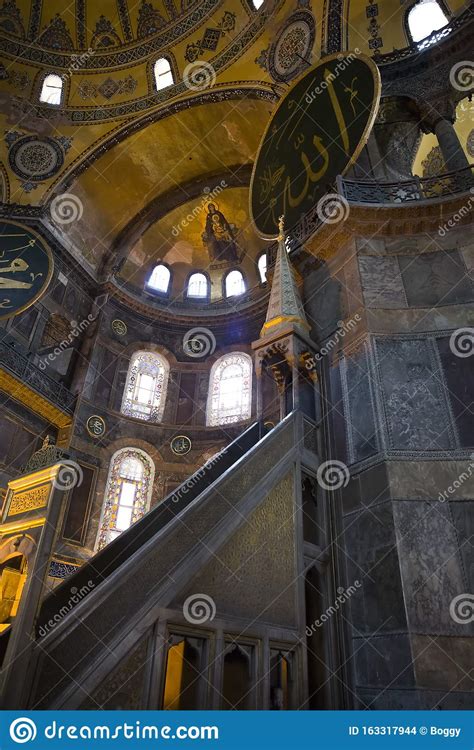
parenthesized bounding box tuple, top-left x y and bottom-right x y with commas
(337, 166, 474, 205)
(0, 340, 76, 414)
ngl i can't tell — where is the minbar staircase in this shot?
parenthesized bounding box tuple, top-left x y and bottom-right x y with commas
(14, 412, 316, 709)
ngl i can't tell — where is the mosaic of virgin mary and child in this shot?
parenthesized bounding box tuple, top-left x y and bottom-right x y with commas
(202, 203, 241, 264)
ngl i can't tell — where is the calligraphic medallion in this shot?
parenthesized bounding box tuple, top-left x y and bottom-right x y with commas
(111, 319, 128, 336)
(250, 53, 381, 238)
(170, 435, 192, 456)
(86, 415, 106, 438)
(0, 220, 54, 320)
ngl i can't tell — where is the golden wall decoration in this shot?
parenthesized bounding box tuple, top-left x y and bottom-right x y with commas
(8, 485, 50, 517)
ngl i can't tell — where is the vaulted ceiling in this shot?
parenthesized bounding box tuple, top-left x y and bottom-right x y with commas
(0, 0, 467, 297)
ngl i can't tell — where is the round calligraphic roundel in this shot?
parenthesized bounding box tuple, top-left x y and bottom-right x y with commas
(250, 53, 381, 238)
(170, 435, 192, 456)
(86, 415, 106, 438)
(0, 220, 53, 321)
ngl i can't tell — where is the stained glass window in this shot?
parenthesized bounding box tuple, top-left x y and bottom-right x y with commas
(154, 58, 174, 90)
(407, 0, 448, 44)
(121, 351, 169, 422)
(206, 353, 252, 426)
(39, 73, 63, 105)
(96, 448, 154, 550)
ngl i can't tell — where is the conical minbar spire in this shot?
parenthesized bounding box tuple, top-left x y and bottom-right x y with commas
(260, 216, 310, 337)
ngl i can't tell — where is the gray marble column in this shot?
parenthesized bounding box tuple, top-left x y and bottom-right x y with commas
(434, 118, 470, 172)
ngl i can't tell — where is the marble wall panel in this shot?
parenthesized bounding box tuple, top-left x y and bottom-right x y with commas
(398, 250, 473, 308)
(358, 256, 407, 309)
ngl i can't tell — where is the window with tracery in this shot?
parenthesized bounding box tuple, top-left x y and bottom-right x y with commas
(207, 353, 252, 426)
(39, 73, 63, 105)
(97, 448, 154, 550)
(154, 58, 174, 90)
(407, 0, 449, 45)
(147, 264, 170, 293)
(121, 351, 169, 422)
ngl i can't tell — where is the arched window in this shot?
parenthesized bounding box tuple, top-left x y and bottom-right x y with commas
(407, 0, 449, 44)
(147, 264, 170, 293)
(252, 0, 264, 8)
(97, 448, 154, 550)
(225, 269, 246, 297)
(154, 58, 174, 90)
(121, 351, 169, 422)
(187, 272, 208, 298)
(257, 253, 267, 283)
(207, 352, 252, 426)
(39, 73, 63, 105)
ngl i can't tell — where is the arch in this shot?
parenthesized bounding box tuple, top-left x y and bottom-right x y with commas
(257, 252, 267, 283)
(147, 263, 171, 294)
(154, 57, 174, 90)
(187, 271, 209, 299)
(252, 0, 265, 8)
(39, 73, 64, 105)
(206, 352, 252, 426)
(224, 269, 246, 297)
(121, 350, 169, 422)
(406, 0, 449, 44)
(96, 447, 155, 550)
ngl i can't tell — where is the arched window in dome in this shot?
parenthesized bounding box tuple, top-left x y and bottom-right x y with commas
(39, 73, 63, 105)
(225, 269, 246, 297)
(121, 351, 169, 422)
(187, 272, 208, 298)
(207, 353, 252, 426)
(147, 263, 170, 293)
(252, 0, 265, 8)
(407, 0, 449, 44)
(154, 57, 174, 90)
(257, 253, 267, 283)
(97, 448, 154, 550)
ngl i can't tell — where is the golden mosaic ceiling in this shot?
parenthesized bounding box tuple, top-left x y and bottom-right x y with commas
(0, 0, 467, 298)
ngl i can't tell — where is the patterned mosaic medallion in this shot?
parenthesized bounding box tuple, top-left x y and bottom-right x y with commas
(270, 11, 315, 82)
(111, 318, 128, 336)
(8, 135, 66, 182)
